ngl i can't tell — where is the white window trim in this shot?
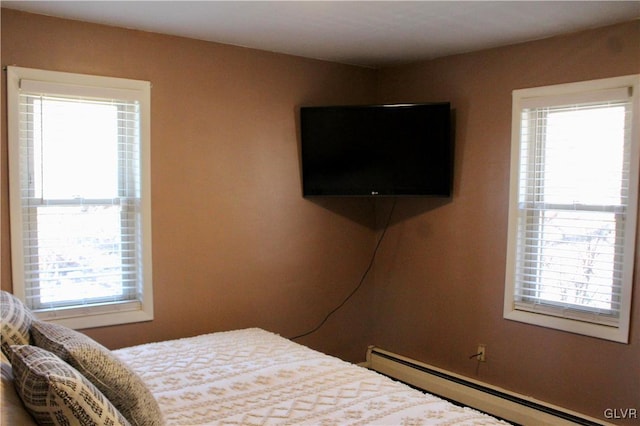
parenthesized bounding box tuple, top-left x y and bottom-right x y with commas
(7, 66, 153, 329)
(504, 74, 640, 343)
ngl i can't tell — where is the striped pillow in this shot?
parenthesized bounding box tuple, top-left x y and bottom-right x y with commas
(10, 345, 131, 426)
(0, 291, 35, 358)
(31, 321, 164, 426)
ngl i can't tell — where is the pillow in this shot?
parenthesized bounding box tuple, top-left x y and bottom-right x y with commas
(31, 321, 164, 426)
(10, 345, 131, 426)
(0, 290, 35, 358)
(1, 350, 38, 426)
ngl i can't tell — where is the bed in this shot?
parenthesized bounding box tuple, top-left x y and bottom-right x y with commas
(1, 291, 508, 425)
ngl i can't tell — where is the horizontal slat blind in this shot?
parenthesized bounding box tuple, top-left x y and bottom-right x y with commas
(512, 96, 633, 327)
(519, 86, 631, 109)
(17, 86, 143, 311)
(20, 78, 145, 102)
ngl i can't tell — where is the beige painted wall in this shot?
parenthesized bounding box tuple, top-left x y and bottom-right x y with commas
(0, 8, 379, 362)
(373, 20, 640, 423)
(1, 7, 639, 423)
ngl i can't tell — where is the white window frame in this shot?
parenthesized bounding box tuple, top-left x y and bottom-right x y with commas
(7, 66, 153, 329)
(504, 75, 640, 343)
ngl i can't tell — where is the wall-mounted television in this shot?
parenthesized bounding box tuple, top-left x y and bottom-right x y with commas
(300, 102, 453, 197)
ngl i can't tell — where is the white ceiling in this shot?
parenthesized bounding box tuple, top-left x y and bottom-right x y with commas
(2, 1, 639, 68)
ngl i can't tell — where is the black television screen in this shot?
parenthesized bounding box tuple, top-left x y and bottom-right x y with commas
(300, 102, 452, 197)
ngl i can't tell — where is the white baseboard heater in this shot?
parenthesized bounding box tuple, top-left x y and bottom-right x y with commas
(365, 346, 613, 426)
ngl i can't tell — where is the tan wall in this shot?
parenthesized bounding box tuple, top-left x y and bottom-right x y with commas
(0, 8, 379, 362)
(373, 20, 640, 423)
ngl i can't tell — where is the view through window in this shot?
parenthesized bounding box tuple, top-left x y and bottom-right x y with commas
(526, 104, 626, 312)
(33, 98, 126, 305)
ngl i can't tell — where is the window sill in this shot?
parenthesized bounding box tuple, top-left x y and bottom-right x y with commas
(504, 308, 629, 343)
(33, 300, 154, 330)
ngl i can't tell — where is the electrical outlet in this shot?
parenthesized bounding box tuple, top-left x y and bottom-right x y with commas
(477, 344, 486, 362)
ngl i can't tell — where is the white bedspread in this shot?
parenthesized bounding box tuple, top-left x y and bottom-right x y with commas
(114, 328, 508, 425)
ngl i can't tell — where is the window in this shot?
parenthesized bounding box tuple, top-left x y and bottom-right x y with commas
(7, 66, 153, 329)
(504, 75, 639, 343)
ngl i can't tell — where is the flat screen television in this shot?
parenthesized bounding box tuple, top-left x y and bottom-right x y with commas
(300, 102, 452, 197)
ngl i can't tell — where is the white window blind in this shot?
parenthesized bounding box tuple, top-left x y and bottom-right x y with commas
(505, 75, 639, 343)
(8, 67, 153, 328)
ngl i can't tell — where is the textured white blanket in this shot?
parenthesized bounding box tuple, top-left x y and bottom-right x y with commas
(114, 328, 508, 425)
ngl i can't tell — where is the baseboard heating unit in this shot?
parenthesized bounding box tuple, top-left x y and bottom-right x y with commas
(364, 346, 614, 426)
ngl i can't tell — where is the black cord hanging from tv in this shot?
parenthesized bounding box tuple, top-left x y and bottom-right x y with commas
(290, 198, 397, 340)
